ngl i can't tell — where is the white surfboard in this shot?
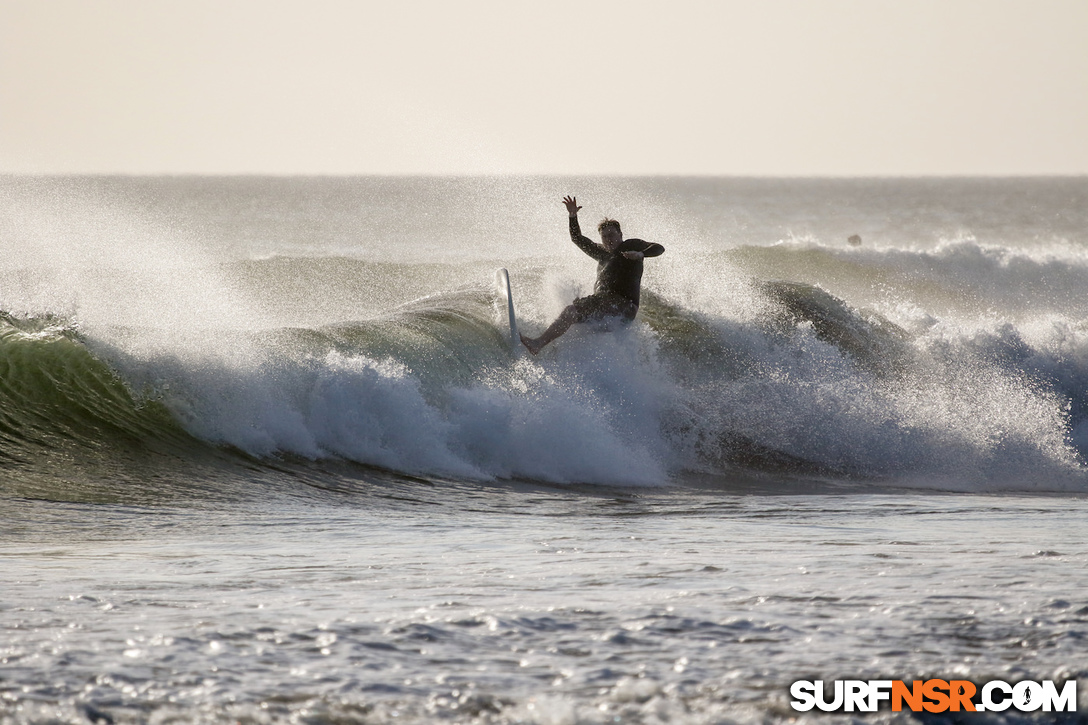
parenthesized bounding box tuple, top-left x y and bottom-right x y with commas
(495, 268, 520, 353)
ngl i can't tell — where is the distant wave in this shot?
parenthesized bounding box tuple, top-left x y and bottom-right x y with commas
(724, 239, 1088, 318)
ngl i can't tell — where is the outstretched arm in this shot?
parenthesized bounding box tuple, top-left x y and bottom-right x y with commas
(620, 239, 665, 260)
(563, 195, 609, 262)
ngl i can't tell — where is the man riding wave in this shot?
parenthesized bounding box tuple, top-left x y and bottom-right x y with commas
(520, 196, 665, 354)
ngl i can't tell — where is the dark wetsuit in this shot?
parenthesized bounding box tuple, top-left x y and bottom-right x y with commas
(568, 216, 665, 324)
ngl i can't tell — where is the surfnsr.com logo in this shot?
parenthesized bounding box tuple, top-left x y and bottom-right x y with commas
(790, 679, 1078, 713)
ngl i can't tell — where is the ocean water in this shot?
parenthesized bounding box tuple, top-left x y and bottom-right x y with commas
(1, 176, 1087, 723)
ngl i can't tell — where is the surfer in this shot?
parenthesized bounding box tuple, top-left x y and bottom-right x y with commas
(520, 196, 664, 354)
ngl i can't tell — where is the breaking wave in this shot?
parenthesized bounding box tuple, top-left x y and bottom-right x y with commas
(4, 254, 1088, 493)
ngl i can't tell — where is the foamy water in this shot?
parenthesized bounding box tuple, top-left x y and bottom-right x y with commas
(5, 488, 1087, 724)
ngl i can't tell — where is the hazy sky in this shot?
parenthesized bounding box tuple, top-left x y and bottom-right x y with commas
(2, 0, 1087, 175)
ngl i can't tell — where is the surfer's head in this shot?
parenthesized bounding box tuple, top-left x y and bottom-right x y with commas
(598, 218, 623, 251)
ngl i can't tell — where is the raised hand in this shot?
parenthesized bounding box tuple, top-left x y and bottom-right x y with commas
(562, 195, 582, 216)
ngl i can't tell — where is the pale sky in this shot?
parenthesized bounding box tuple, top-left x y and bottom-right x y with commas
(2, 0, 1087, 175)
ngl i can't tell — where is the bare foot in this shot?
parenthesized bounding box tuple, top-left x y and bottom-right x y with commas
(520, 333, 541, 355)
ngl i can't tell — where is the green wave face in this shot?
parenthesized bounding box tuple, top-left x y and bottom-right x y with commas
(0, 289, 521, 502)
(0, 316, 221, 503)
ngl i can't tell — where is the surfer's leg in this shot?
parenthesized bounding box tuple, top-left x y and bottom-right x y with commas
(521, 303, 583, 354)
(520, 296, 603, 354)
